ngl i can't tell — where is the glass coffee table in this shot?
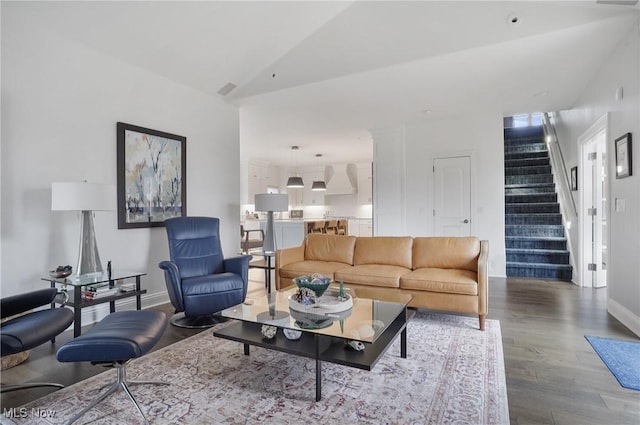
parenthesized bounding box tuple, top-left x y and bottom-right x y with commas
(214, 286, 414, 401)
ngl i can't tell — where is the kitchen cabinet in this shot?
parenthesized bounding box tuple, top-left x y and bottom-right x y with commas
(359, 219, 373, 236)
(302, 171, 324, 206)
(287, 187, 303, 208)
(259, 220, 305, 250)
(243, 160, 280, 204)
(348, 219, 359, 236)
(357, 163, 373, 205)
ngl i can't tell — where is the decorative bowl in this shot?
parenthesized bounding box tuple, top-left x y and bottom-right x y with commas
(293, 275, 331, 297)
(49, 270, 72, 279)
(283, 329, 303, 340)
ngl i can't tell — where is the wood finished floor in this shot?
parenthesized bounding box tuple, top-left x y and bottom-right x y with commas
(1, 271, 639, 424)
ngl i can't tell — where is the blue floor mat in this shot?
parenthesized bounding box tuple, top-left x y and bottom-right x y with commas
(585, 335, 640, 391)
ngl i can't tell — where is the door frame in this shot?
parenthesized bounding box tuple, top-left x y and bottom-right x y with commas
(577, 113, 610, 288)
(432, 151, 476, 236)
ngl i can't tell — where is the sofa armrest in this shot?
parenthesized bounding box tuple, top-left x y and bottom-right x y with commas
(275, 244, 305, 290)
(477, 240, 489, 328)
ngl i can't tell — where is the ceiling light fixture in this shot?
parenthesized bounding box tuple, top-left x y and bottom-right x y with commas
(286, 146, 304, 188)
(311, 154, 327, 191)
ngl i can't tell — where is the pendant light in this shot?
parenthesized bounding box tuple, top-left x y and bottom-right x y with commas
(286, 146, 304, 188)
(311, 154, 327, 191)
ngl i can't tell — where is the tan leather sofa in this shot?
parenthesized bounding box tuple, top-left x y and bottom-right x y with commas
(275, 234, 489, 330)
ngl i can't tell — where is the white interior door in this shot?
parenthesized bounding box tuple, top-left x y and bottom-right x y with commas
(581, 131, 608, 288)
(434, 156, 471, 236)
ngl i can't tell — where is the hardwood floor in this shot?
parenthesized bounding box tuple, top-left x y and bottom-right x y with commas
(2, 272, 639, 424)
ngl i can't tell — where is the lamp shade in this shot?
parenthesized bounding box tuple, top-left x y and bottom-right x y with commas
(286, 176, 304, 188)
(311, 181, 327, 191)
(52, 182, 115, 211)
(254, 193, 288, 212)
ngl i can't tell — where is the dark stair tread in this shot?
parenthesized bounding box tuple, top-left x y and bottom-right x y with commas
(506, 261, 573, 270)
(505, 183, 555, 188)
(505, 191, 556, 195)
(506, 236, 567, 241)
(505, 224, 564, 228)
(505, 202, 559, 207)
(505, 212, 561, 216)
(506, 248, 570, 255)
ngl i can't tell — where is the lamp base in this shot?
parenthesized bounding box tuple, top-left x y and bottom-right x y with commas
(77, 210, 103, 276)
(263, 211, 276, 252)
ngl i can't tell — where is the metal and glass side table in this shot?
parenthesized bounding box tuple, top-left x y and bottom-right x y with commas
(41, 270, 146, 337)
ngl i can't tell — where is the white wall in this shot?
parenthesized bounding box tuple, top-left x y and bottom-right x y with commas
(373, 113, 506, 277)
(554, 21, 640, 335)
(1, 3, 241, 315)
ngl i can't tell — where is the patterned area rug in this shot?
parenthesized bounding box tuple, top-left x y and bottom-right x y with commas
(2, 312, 508, 425)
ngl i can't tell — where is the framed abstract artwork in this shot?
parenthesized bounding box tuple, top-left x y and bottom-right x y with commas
(570, 166, 578, 191)
(117, 122, 186, 229)
(615, 133, 632, 179)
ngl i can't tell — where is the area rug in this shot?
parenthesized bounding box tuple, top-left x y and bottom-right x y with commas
(585, 335, 640, 391)
(2, 312, 509, 425)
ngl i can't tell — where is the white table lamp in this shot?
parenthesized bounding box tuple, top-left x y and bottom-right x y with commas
(254, 193, 288, 253)
(52, 182, 115, 276)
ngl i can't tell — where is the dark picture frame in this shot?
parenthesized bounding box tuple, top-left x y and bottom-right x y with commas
(117, 122, 186, 229)
(615, 133, 632, 179)
(570, 166, 578, 191)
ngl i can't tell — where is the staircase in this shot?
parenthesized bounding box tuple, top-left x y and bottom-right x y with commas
(504, 125, 572, 281)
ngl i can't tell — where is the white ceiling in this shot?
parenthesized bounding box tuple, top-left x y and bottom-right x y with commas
(28, 1, 639, 167)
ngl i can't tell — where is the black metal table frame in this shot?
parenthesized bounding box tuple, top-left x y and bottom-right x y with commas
(214, 308, 414, 401)
(42, 272, 146, 338)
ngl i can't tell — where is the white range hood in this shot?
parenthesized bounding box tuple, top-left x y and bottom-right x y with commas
(324, 163, 358, 195)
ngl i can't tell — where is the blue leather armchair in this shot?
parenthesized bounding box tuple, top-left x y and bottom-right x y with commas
(1, 288, 74, 393)
(159, 216, 251, 328)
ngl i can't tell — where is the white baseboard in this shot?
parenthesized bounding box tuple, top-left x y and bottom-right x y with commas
(69, 290, 170, 331)
(608, 298, 640, 337)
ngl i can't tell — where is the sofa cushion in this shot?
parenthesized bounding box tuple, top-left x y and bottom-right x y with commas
(334, 264, 411, 288)
(305, 234, 356, 265)
(412, 237, 480, 272)
(279, 260, 352, 281)
(352, 237, 413, 268)
(400, 268, 478, 295)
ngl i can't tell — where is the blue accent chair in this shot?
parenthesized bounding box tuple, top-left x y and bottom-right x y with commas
(159, 216, 251, 328)
(1, 288, 74, 393)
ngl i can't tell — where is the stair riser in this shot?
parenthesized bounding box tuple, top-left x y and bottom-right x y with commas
(504, 126, 544, 139)
(505, 158, 550, 167)
(506, 194, 557, 203)
(505, 225, 565, 237)
(506, 238, 568, 250)
(505, 186, 556, 195)
(506, 266, 572, 281)
(505, 215, 563, 225)
(504, 138, 546, 148)
(505, 151, 549, 161)
(505, 165, 552, 176)
(505, 174, 554, 185)
(504, 144, 548, 155)
(507, 252, 570, 265)
(505, 203, 559, 214)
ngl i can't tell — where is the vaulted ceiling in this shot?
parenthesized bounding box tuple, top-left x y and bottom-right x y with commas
(28, 1, 639, 166)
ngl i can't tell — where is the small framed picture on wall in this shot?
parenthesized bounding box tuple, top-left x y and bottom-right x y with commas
(570, 166, 578, 191)
(615, 132, 632, 179)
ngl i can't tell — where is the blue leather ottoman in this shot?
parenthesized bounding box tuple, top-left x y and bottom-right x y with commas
(57, 310, 168, 425)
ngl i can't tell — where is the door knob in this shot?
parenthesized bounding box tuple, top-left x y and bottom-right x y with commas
(463, 219, 469, 223)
